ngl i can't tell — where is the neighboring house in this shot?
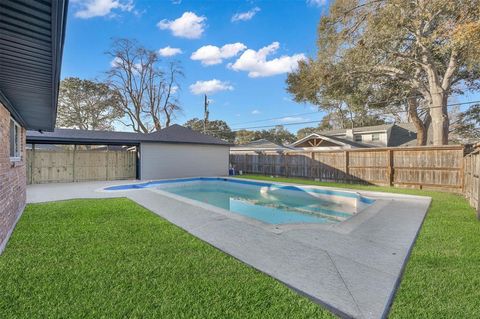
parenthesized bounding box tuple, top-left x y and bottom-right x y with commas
(0, 1, 68, 252)
(27, 124, 231, 180)
(230, 139, 290, 154)
(291, 123, 419, 150)
(290, 134, 369, 150)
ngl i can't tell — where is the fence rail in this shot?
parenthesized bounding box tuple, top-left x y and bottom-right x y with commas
(230, 145, 465, 193)
(27, 148, 137, 184)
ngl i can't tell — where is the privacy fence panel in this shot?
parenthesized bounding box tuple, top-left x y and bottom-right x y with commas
(230, 145, 465, 192)
(27, 148, 137, 184)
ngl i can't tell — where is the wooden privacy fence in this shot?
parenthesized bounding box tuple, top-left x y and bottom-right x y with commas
(463, 145, 480, 218)
(27, 148, 137, 184)
(230, 145, 465, 192)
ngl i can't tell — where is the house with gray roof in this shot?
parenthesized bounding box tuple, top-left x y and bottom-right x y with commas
(230, 139, 291, 154)
(290, 123, 420, 150)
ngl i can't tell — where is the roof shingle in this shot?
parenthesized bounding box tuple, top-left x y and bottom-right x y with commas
(27, 124, 231, 146)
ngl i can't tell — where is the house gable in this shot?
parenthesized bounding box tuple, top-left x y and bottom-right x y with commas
(295, 137, 344, 148)
(291, 134, 350, 149)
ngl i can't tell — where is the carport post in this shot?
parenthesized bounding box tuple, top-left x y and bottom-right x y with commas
(30, 144, 35, 184)
(106, 145, 109, 181)
(136, 144, 141, 180)
(72, 145, 76, 182)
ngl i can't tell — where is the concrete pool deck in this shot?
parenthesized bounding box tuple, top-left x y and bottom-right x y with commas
(26, 178, 431, 319)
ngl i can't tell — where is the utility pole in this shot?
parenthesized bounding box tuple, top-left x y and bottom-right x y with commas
(203, 94, 209, 133)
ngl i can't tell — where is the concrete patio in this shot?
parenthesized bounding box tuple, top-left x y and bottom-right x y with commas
(27, 179, 431, 319)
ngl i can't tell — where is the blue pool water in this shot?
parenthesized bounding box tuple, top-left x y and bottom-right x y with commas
(105, 178, 374, 225)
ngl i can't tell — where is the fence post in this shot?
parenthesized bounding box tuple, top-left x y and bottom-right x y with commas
(461, 146, 465, 193)
(344, 150, 349, 183)
(262, 153, 266, 176)
(284, 153, 289, 177)
(477, 154, 480, 220)
(477, 179, 480, 220)
(387, 149, 394, 186)
(310, 152, 314, 178)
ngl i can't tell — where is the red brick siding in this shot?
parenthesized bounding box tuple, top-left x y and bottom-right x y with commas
(0, 102, 26, 249)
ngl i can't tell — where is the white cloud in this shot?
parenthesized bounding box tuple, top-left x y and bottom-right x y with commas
(189, 79, 233, 95)
(191, 43, 246, 66)
(231, 7, 260, 22)
(74, 0, 134, 19)
(110, 57, 122, 67)
(229, 42, 306, 78)
(306, 0, 327, 7)
(158, 46, 183, 57)
(110, 57, 142, 73)
(157, 12, 206, 39)
(251, 109, 261, 115)
(278, 116, 306, 123)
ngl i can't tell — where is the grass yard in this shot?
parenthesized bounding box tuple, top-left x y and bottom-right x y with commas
(0, 198, 333, 319)
(239, 175, 480, 318)
(1, 176, 479, 318)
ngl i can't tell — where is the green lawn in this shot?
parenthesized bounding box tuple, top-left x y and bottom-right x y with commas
(238, 175, 480, 318)
(1, 176, 479, 318)
(0, 198, 333, 319)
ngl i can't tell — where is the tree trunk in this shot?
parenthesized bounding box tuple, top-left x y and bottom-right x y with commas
(164, 113, 171, 128)
(430, 91, 449, 145)
(407, 97, 428, 146)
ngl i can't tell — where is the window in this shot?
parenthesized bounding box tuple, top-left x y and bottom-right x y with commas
(372, 133, 380, 141)
(9, 118, 21, 161)
(354, 135, 362, 142)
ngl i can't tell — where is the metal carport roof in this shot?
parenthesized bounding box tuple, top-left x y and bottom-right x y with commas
(27, 125, 233, 146)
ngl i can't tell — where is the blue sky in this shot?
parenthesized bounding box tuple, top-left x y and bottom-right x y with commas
(62, 0, 479, 133)
(62, 0, 328, 132)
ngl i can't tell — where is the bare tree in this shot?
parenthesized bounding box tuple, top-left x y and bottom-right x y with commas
(106, 38, 183, 133)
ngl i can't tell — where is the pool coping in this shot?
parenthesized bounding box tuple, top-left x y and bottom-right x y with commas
(99, 176, 422, 235)
(26, 178, 432, 319)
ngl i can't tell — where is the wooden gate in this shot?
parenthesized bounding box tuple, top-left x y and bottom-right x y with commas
(27, 147, 137, 184)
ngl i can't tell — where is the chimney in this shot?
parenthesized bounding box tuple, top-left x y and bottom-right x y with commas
(345, 128, 354, 140)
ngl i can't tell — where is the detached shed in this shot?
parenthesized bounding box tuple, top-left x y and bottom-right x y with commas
(141, 125, 230, 179)
(26, 125, 230, 183)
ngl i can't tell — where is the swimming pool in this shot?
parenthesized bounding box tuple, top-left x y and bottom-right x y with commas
(105, 178, 374, 225)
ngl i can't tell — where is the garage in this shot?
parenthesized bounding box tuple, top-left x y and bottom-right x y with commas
(140, 125, 230, 179)
(26, 125, 230, 184)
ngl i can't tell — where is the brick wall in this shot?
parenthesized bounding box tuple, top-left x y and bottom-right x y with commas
(0, 102, 26, 252)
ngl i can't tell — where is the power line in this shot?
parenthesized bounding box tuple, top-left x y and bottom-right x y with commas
(227, 95, 418, 127)
(202, 99, 480, 133)
(447, 100, 480, 107)
(227, 97, 479, 128)
(231, 120, 325, 131)
(229, 111, 321, 127)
